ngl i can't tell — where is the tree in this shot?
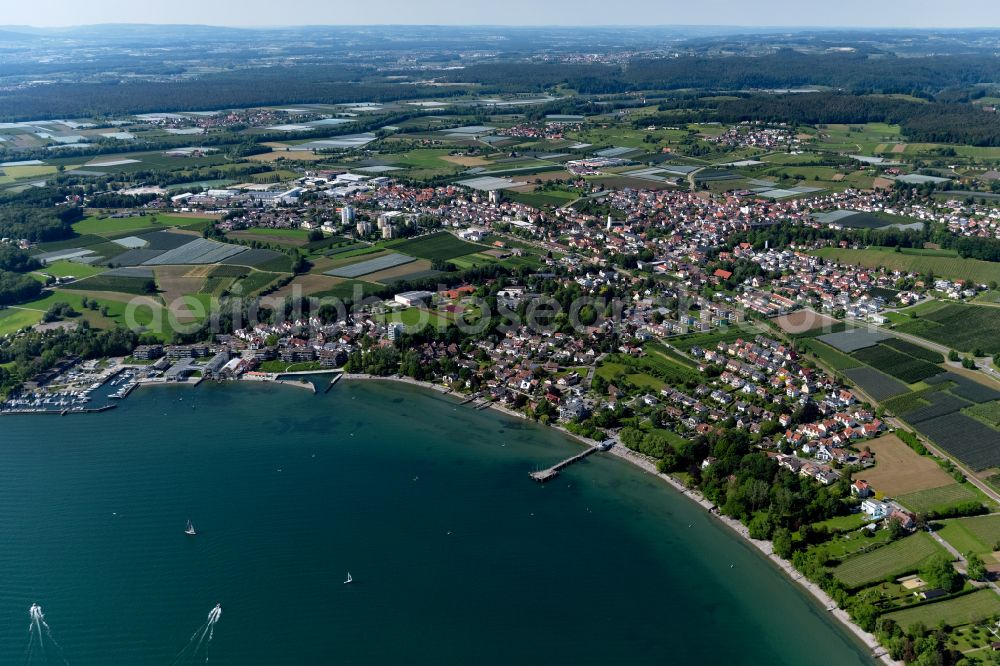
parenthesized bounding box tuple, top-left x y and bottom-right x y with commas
(948, 350, 959, 362)
(307, 228, 324, 242)
(773, 527, 794, 559)
(887, 516, 907, 540)
(920, 553, 962, 592)
(748, 511, 773, 540)
(967, 552, 987, 582)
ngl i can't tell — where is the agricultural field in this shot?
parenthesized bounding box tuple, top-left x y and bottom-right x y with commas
(851, 344, 943, 384)
(382, 148, 467, 179)
(222, 250, 291, 272)
(883, 590, 1000, 632)
(818, 328, 891, 353)
(669, 324, 766, 352)
(363, 259, 435, 284)
(36, 260, 107, 280)
(882, 389, 936, 416)
(233, 271, 283, 296)
(800, 338, 862, 371)
(895, 483, 980, 514)
(142, 237, 248, 266)
(506, 189, 579, 209)
(832, 531, 947, 588)
(812, 247, 1000, 286)
(937, 515, 1000, 556)
(926, 372, 1000, 403)
(772, 310, 837, 335)
(228, 228, 313, 247)
(881, 338, 944, 363)
(73, 214, 171, 237)
(894, 304, 1000, 355)
(270, 274, 345, 299)
(965, 401, 1000, 428)
(385, 232, 486, 261)
(59, 273, 155, 296)
(860, 434, 958, 496)
(153, 265, 209, 309)
(842, 366, 909, 401)
(324, 252, 415, 279)
(828, 212, 920, 229)
(913, 412, 1000, 471)
(811, 123, 903, 153)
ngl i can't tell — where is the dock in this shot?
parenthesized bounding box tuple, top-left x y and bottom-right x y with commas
(0, 404, 117, 417)
(325, 373, 343, 393)
(529, 446, 601, 483)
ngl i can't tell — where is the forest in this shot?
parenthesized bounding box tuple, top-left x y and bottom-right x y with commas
(0, 66, 468, 121)
(443, 51, 1000, 95)
(711, 93, 1000, 146)
(0, 205, 82, 243)
(4, 51, 1000, 121)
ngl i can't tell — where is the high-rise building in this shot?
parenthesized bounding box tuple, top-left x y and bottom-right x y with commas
(341, 205, 355, 225)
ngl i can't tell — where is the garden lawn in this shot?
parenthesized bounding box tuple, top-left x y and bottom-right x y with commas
(0, 308, 43, 336)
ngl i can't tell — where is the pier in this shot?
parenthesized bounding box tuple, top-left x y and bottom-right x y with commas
(529, 445, 602, 483)
(325, 373, 343, 393)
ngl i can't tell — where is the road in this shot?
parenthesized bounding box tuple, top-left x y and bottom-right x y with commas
(686, 167, 704, 190)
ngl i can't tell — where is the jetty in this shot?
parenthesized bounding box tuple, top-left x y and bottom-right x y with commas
(276, 378, 316, 394)
(529, 445, 602, 483)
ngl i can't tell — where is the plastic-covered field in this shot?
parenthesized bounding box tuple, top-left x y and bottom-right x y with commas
(142, 238, 247, 266)
(325, 252, 415, 278)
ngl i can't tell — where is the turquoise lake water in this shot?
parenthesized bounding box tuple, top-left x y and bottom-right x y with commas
(1, 379, 872, 664)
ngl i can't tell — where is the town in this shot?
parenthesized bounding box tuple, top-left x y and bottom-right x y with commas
(3, 21, 1000, 664)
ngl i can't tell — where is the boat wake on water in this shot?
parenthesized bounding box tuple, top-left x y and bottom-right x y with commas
(172, 604, 222, 664)
(25, 603, 68, 666)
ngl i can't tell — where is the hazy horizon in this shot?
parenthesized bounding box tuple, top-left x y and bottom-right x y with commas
(3, 0, 999, 30)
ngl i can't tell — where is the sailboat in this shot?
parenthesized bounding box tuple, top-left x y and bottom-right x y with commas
(185, 520, 197, 536)
(343, 572, 353, 585)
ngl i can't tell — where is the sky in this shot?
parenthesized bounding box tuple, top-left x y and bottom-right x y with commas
(2, 0, 999, 29)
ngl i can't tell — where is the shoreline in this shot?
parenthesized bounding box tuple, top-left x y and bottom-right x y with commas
(341, 373, 895, 665)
